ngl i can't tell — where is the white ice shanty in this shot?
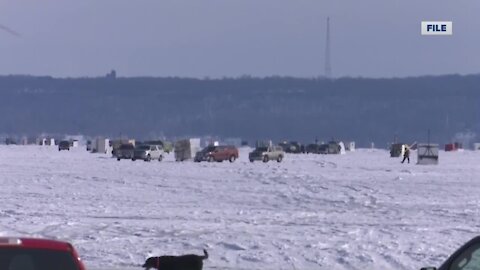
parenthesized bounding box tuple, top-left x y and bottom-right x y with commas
(91, 137, 111, 154)
(474, 143, 480, 151)
(174, 138, 201, 161)
(417, 143, 439, 165)
(345, 141, 356, 152)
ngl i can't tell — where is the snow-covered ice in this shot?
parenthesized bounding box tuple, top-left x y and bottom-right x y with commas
(1, 145, 480, 270)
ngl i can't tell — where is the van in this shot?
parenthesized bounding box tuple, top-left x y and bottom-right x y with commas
(194, 145, 239, 162)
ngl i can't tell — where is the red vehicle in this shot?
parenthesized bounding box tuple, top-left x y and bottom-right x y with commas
(194, 145, 239, 162)
(0, 237, 86, 270)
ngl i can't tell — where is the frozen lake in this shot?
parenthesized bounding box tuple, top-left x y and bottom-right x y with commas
(1, 145, 479, 270)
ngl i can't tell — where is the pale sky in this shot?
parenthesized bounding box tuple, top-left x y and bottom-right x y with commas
(0, 0, 479, 78)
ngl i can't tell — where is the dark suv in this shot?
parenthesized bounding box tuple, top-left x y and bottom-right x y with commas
(114, 143, 135, 161)
(58, 141, 70, 151)
(0, 237, 86, 270)
(306, 143, 323, 154)
(279, 141, 304, 153)
(194, 145, 239, 162)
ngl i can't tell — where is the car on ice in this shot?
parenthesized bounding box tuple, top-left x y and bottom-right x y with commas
(421, 236, 480, 270)
(249, 145, 284, 163)
(58, 140, 70, 151)
(278, 141, 304, 153)
(0, 237, 86, 270)
(305, 143, 325, 154)
(194, 145, 239, 162)
(114, 143, 135, 161)
(132, 144, 164, 162)
(320, 141, 343, 154)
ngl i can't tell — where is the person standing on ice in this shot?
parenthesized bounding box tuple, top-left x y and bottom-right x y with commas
(401, 145, 410, 164)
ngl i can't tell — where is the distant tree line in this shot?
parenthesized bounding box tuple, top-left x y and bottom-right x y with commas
(0, 74, 478, 147)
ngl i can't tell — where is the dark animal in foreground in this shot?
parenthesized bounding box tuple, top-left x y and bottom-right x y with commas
(142, 249, 208, 270)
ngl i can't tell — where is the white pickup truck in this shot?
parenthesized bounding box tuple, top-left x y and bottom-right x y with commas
(248, 146, 285, 163)
(132, 144, 164, 162)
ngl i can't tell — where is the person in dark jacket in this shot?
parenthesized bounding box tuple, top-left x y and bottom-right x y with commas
(401, 145, 410, 164)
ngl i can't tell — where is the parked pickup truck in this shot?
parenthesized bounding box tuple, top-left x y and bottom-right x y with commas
(279, 141, 304, 154)
(194, 145, 239, 163)
(249, 145, 285, 163)
(132, 144, 163, 162)
(114, 143, 135, 161)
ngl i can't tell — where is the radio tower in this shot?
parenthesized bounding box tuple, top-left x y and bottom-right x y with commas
(325, 17, 332, 78)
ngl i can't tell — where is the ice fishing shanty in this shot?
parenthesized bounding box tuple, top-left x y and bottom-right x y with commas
(174, 138, 201, 161)
(390, 143, 406, 157)
(417, 143, 439, 165)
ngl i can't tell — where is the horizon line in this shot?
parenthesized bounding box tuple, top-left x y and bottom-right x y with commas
(0, 72, 477, 81)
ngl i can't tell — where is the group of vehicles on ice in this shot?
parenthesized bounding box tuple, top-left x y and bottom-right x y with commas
(107, 139, 347, 163)
(278, 140, 347, 154)
(111, 141, 285, 163)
